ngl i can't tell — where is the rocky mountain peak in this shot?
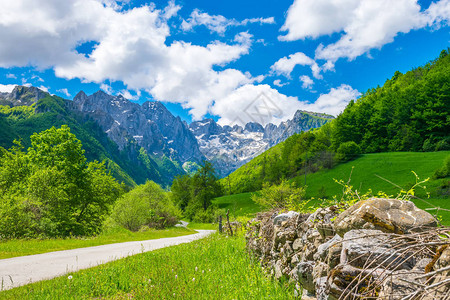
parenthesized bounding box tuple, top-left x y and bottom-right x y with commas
(0, 85, 49, 107)
(69, 90, 204, 167)
(73, 90, 88, 102)
(244, 122, 264, 133)
(190, 109, 334, 177)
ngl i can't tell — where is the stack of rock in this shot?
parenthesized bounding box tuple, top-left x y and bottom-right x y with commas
(246, 198, 450, 299)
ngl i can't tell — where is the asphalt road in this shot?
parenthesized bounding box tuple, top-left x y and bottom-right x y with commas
(0, 230, 214, 291)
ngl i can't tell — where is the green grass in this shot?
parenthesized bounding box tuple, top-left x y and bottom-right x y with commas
(186, 222, 217, 230)
(0, 233, 294, 299)
(293, 151, 450, 224)
(213, 192, 262, 218)
(0, 227, 196, 260)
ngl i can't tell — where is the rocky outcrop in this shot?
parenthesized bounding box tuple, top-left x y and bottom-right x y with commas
(246, 198, 449, 299)
(71, 90, 204, 167)
(0, 86, 49, 106)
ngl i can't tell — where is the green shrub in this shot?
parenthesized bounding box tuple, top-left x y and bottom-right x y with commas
(251, 180, 305, 209)
(433, 155, 450, 179)
(110, 181, 180, 231)
(336, 141, 361, 162)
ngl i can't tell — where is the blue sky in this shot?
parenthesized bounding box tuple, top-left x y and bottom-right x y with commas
(0, 0, 449, 125)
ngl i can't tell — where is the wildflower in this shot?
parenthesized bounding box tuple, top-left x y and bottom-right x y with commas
(175, 275, 178, 279)
(195, 266, 198, 272)
(202, 270, 204, 274)
(192, 278, 195, 282)
(67, 275, 73, 280)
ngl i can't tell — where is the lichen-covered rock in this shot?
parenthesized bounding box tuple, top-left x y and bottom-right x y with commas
(295, 261, 316, 293)
(273, 211, 299, 226)
(342, 229, 416, 270)
(314, 234, 342, 262)
(334, 198, 437, 236)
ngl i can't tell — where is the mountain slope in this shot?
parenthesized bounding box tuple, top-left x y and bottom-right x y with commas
(189, 111, 333, 177)
(0, 88, 183, 186)
(224, 49, 450, 193)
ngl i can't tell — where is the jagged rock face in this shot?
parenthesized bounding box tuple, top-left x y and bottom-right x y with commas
(71, 91, 203, 165)
(189, 118, 270, 177)
(190, 111, 333, 177)
(263, 110, 334, 146)
(0, 86, 49, 106)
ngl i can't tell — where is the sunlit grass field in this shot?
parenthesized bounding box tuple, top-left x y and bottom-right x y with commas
(0, 226, 195, 260)
(213, 192, 261, 218)
(0, 233, 295, 299)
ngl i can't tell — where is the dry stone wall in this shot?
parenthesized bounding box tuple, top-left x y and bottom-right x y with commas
(246, 198, 449, 299)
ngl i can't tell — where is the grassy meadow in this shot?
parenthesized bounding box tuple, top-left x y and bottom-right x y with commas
(0, 233, 295, 299)
(212, 192, 261, 218)
(0, 227, 195, 260)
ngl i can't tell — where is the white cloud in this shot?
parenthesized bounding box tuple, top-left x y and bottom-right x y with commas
(213, 83, 360, 126)
(0, 0, 260, 121)
(280, 0, 450, 63)
(212, 84, 303, 126)
(57, 88, 71, 97)
(6, 73, 16, 79)
(270, 52, 322, 79)
(37, 85, 49, 92)
(100, 83, 113, 95)
(273, 79, 287, 87)
(0, 84, 16, 93)
(0, 0, 361, 125)
(300, 75, 314, 89)
(181, 9, 275, 35)
(301, 84, 360, 116)
(162, 0, 181, 19)
(119, 89, 140, 100)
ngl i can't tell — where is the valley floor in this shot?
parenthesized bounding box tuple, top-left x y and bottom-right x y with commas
(0, 230, 213, 291)
(0, 233, 294, 299)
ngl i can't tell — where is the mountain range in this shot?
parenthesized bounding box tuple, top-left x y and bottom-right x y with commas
(0, 86, 333, 185)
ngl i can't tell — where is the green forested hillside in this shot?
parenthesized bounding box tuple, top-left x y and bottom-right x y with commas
(0, 95, 182, 186)
(224, 49, 450, 193)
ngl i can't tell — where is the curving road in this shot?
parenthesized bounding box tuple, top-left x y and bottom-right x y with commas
(0, 230, 214, 291)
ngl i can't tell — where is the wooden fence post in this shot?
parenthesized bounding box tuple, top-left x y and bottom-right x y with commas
(226, 209, 233, 236)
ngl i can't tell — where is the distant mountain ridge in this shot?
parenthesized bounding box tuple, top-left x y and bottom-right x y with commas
(189, 110, 333, 177)
(0, 85, 333, 183)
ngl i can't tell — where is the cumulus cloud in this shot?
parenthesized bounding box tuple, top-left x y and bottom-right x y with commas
(273, 79, 287, 87)
(301, 84, 360, 116)
(181, 9, 275, 35)
(0, 84, 17, 93)
(280, 0, 450, 63)
(212, 83, 360, 126)
(300, 75, 314, 89)
(270, 52, 322, 79)
(6, 73, 16, 79)
(0, 0, 360, 125)
(212, 84, 303, 126)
